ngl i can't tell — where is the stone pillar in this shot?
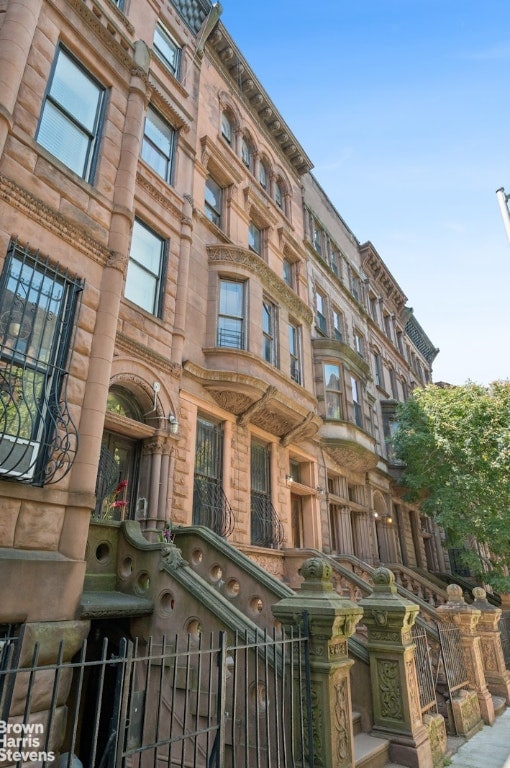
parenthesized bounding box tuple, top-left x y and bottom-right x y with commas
(358, 567, 433, 768)
(437, 583, 495, 725)
(272, 557, 363, 768)
(471, 587, 510, 704)
(0, 0, 42, 156)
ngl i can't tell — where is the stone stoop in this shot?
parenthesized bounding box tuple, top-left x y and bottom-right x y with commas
(492, 695, 506, 717)
(354, 732, 390, 768)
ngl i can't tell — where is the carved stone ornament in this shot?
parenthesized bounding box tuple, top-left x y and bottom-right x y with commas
(334, 677, 351, 765)
(378, 660, 403, 721)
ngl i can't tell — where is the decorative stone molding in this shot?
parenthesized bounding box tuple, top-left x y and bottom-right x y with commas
(66, 0, 133, 71)
(207, 244, 313, 324)
(323, 439, 379, 473)
(114, 333, 181, 379)
(147, 80, 191, 133)
(0, 173, 111, 265)
(135, 172, 183, 220)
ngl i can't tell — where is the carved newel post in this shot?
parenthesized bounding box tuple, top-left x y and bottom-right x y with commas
(437, 583, 495, 725)
(272, 557, 363, 768)
(471, 587, 510, 704)
(358, 567, 433, 768)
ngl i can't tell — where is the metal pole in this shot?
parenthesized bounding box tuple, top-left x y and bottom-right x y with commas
(496, 187, 510, 243)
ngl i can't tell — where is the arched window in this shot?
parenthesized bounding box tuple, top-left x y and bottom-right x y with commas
(259, 159, 268, 190)
(221, 110, 233, 146)
(275, 180, 284, 209)
(241, 136, 253, 170)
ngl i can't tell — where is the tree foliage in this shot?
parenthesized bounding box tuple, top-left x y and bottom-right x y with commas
(393, 381, 510, 589)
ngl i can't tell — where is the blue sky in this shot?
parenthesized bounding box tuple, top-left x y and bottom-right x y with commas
(220, 1, 510, 386)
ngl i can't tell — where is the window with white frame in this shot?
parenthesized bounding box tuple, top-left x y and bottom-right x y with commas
(275, 180, 284, 210)
(332, 307, 343, 341)
(36, 47, 105, 182)
(248, 222, 262, 255)
(221, 111, 233, 145)
(262, 299, 277, 366)
(141, 106, 176, 183)
(259, 160, 268, 190)
(315, 289, 327, 334)
(353, 329, 364, 358)
(217, 279, 245, 349)
(288, 321, 302, 384)
(241, 136, 253, 170)
(153, 22, 181, 77)
(351, 376, 363, 428)
(283, 258, 294, 288)
(0, 241, 83, 484)
(125, 219, 166, 315)
(205, 176, 223, 228)
(324, 363, 342, 420)
(373, 351, 383, 388)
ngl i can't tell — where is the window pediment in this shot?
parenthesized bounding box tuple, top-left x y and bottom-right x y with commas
(200, 135, 244, 185)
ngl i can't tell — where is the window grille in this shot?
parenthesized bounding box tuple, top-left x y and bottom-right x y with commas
(0, 241, 83, 484)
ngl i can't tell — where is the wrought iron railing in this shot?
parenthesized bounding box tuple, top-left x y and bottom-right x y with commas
(250, 492, 284, 549)
(412, 625, 438, 715)
(193, 474, 235, 537)
(437, 622, 469, 701)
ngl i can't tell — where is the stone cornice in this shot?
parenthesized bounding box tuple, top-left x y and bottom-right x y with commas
(0, 173, 112, 265)
(207, 244, 313, 325)
(206, 24, 313, 177)
(360, 241, 407, 312)
(115, 332, 181, 378)
(312, 337, 371, 381)
(135, 171, 184, 221)
(64, 0, 134, 70)
(148, 79, 192, 133)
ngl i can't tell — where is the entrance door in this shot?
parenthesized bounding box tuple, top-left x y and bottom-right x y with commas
(95, 432, 140, 520)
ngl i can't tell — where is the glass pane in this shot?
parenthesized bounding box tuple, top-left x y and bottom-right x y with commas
(219, 281, 243, 316)
(326, 391, 342, 420)
(124, 260, 157, 313)
(262, 303, 272, 334)
(154, 25, 179, 73)
(141, 139, 168, 178)
(325, 364, 340, 390)
(37, 102, 89, 176)
(51, 50, 101, 131)
(145, 109, 173, 157)
(130, 220, 163, 276)
(217, 317, 242, 347)
(205, 178, 221, 211)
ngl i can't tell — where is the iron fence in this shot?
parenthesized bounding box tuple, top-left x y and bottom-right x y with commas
(411, 626, 437, 715)
(500, 613, 510, 670)
(0, 621, 312, 768)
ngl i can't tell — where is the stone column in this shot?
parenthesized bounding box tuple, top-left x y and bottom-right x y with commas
(358, 567, 433, 768)
(0, 0, 42, 156)
(272, 557, 363, 768)
(437, 584, 495, 725)
(471, 587, 510, 704)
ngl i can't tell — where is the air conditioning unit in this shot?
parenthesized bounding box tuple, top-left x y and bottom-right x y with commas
(0, 434, 39, 480)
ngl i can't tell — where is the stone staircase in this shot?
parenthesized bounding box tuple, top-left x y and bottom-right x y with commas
(353, 711, 390, 768)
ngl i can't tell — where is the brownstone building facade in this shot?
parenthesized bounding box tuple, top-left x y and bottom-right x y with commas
(0, 0, 449, 758)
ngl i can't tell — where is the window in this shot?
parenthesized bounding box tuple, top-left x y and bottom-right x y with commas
(259, 160, 268, 190)
(315, 290, 327, 334)
(205, 177, 222, 227)
(275, 181, 284, 209)
(288, 321, 302, 384)
(248, 222, 262, 255)
(193, 416, 233, 536)
(262, 299, 277, 365)
(349, 270, 362, 303)
(324, 363, 342, 420)
(0, 241, 82, 484)
(36, 47, 105, 181)
(330, 248, 340, 277)
(153, 22, 180, 77)
(112, 0, 125, 8)
(217, 279, 245, 349)
(351, 376, 363, 427)
(370, 295, 379, 323)
(383, 313, 393, 341)
(389, 367, 399, 399)
(125, 219, 166, 315)
(251, 440, 283, 548)
(141, 106, 176, 183)
(396, 330, 404, 355)
(332, 308, 343, 341)
(373, 352, 383, 387)
(283, 259, 294, 288)
(311, 218, 322, 255)
(353, 330, 364, 358)
(221, 111, 233, 145)
(241, 136, 252, 170)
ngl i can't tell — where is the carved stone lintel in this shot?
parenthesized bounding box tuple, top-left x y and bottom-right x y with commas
(237, 385, 278, 426)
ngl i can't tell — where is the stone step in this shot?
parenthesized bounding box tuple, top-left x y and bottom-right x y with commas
(493, 694, 506, 717)
(354, 732, 389, 768)
(353, 710, 362, 736)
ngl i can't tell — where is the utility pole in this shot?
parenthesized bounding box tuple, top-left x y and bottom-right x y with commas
(496, 187, 510, 243)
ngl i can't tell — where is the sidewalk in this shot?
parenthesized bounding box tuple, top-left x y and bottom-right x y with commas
(447, 707, 510, 768)
(385, 707, 510, 768)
